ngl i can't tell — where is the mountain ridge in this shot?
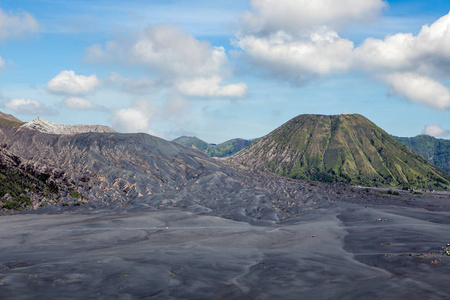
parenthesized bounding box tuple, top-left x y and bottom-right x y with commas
(21, 117, 116, 135)
(173, 136, 257, 157)
(229, 114, 450, 190)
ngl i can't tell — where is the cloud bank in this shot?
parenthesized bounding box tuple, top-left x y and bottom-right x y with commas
(86, 24, 247, 98)
(234, 0, 450, 110)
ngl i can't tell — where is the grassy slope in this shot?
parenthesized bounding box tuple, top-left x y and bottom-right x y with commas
(394, 135, 450, 173)
(0, 112, 24, 128)
(234, 114, 450, 190)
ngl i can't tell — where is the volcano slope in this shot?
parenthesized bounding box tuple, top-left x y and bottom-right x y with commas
(1, 123, 450, 299)
(0, 123, 335, 222)
(229, 114, 450, 190)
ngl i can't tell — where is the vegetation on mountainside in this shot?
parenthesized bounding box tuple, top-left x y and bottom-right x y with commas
(394, 135, 450, 173)
(0, 112, 24, 128)
(0, 159, 57, 211)
(173, 136, 257, 157)
(232, 114, 450, 190)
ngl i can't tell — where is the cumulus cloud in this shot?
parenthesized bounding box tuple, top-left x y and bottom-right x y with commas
(242, 0, 386, 34)
(47, 70, 100, 95)
(0, 8, 39, 40)
(233, 0, 384, 83)
(85, 25, 246, 99)
(235, 1, 450, 110)
(355, 12, 450, 74)
(63, 97, 99, 110)
(384, 73, 450, 110)
(353, 12, 450, 110)
(111, 99, 162, 137)
(131, 25, 227, 79)
(175, 76, 247, 98)
(423, 124, 450, 138)
(4, 98, 47, 114)
(235, 28, 354, 81)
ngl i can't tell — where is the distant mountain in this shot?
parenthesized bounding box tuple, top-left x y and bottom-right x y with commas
(173, 136, 211, 152)
(229, 114, 450, 190)
(22, 117, 115, 135)
(173, 136, 257, 157)
(394, 135, 450, 173)
(0, 111, 24, 128)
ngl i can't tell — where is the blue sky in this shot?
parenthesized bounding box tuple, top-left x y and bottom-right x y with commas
(0, 0, 449, 143)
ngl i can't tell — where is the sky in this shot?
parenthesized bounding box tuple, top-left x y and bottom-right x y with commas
(0, 0, 450, 143)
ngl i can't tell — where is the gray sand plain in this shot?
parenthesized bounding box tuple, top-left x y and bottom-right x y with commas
(1, 199, 450, 299)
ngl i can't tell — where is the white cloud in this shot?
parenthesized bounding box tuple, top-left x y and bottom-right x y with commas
(0, 8, 39, 40)
(4, 98, 46, 114)
(355, 12, 450, 74)
(355, 33, 416, 72)
(242, 0, 386, 34)
(63, 97, 99, 110)
(235, 28, 354, 82)
(384, 72, 450, 110)
(235, 1, 450, 110)
(352, 12, 450, 110)
(0, 56, 4, 69)
(47, 70, 100, 95)
(423, 124, 450, 138)
(85, 25, 246, 99)
(176, 76, 248, 98)
(111, 99, 162, 137)
(131, 24, 227, 79)
(234, 0, 384, 83)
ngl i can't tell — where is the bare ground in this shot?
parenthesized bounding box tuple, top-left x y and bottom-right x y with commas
(1, 195, 449, 300)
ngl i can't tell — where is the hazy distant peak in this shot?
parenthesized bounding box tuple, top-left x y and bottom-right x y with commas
(21, 117, 116, 135)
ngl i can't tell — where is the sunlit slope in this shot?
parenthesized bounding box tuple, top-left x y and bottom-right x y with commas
(0, 111, 24, 128)
(232, 114, 450, 190)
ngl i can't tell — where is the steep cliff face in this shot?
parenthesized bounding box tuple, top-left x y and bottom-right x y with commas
(21, 117, 116, 135)
(230, 114, 450, 190)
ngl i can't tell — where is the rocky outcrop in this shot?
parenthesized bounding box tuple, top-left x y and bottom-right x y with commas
(21, 117, 115, 135)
